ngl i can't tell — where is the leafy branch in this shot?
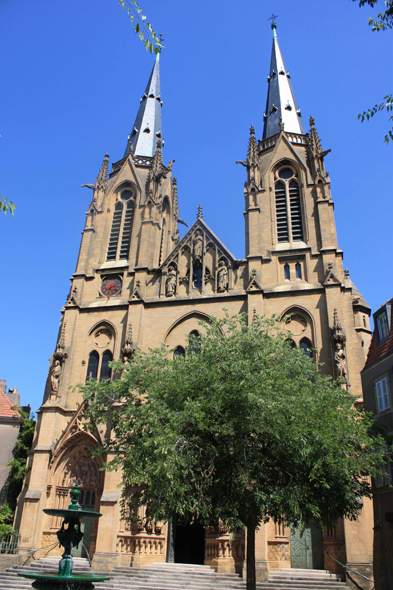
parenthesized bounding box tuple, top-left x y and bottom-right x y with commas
(0, 197, 16, 216)
(358, 94, 393, 144)
(354, 1, 392, 142)
(118, 0, 163, 54)
(356, 0, 393, 30)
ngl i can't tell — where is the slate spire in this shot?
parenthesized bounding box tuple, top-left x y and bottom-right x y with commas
(124, 54, 163, 157)
(262, 22, 305, 140)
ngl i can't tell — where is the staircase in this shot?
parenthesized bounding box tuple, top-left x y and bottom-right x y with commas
(0, 558, 348, 590)
(262, 568, 347, 589)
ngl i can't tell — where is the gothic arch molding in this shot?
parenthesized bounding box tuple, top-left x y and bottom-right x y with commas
(280, 305, 318, 353)
(113, 180, 138, 201)
(88, 319, 117, 338)
(164, 311, 213, 341)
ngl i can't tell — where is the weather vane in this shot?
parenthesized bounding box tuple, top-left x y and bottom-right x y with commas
(268, 13, 278, 29)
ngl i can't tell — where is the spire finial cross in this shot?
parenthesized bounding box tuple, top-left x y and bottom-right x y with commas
(268, 13, 278, 30)
(197, 204, 203, 220)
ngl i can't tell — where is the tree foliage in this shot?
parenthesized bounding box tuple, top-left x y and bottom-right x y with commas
(83, 313, 385, 589)
(355, 0, 393, 30)
(117, 0, 163, 55)
(0, 409, 35, 537)
(354, 0, 393, 142)
(0, 197, 16, 216)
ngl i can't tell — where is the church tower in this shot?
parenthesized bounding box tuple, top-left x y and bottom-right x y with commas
(16, 25, 374, 585)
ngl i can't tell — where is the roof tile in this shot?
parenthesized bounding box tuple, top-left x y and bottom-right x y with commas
(0, 389, 21, 418)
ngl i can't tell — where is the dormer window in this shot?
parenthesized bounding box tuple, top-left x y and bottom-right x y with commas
(377, 311, 389, 341)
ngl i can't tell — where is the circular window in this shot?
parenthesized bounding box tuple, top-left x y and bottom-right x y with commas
(94, 329, 112, 348)
(121, 190, 133, 201)
(278, 168, 294, 179)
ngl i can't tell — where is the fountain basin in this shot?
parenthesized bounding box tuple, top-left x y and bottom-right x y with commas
(19, 571, 110, 589)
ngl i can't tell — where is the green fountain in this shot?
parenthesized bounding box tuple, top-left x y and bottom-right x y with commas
(19, 482, 110, 589)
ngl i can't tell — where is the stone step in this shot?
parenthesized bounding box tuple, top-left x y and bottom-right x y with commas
(1, 560, 349, 590)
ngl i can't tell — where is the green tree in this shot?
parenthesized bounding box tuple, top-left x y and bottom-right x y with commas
(354, 0, 393, 142)
(0, 409, 35, 536)
(83, 313, 385, 590)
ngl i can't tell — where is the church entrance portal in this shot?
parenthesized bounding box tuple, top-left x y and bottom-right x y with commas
(173, 522, 205, 565)
(290, 521, 324, 569)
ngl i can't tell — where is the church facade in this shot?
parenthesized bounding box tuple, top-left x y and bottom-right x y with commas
(15, 23, 374, 584)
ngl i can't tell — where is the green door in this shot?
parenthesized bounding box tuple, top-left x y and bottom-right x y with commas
(290, 521, 324, 569)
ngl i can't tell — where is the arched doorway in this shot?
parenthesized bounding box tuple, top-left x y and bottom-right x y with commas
(290, 521, 324, 569)
(47, 432, 104, 559)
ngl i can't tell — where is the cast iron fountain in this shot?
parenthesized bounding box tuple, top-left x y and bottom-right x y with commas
(19, 482, 110, 589)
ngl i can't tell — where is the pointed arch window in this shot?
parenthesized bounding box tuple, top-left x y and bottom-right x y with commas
(86, 351, 99, 381)
(107, 203, 123, 260)
(173, 346, 185, 358)
(189, 330, 201, 354)
(100, 350, 113, 381)
(275, 167, 304, 244)
(107, 191, 135, 261)
(300, 338, 313, 359)
(119, 201, 135, 259)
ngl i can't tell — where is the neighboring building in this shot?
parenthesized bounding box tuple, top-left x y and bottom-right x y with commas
(15, 22, 374, 585)
(362, 298, 393, 590)
(0, 381, 27, 505)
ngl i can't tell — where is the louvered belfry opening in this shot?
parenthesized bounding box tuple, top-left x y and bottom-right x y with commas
(107, 202, 123, 260)
(119, 201, 135, 259)
(107, 190, 135, 261)
(289, 180, 303, 241)
(275, 181, 289, 242)
(275, 166, 304, 244)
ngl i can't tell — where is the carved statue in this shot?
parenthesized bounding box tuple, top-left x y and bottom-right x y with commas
(334, 342, 347, 379)
(217, 260, 228, 292)
(193, 231, 203, 263)
(50, 360, 62, 396)
(166, 266, 177, 297)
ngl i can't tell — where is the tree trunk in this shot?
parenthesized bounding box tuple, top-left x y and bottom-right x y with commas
(246, 514, 257, 590)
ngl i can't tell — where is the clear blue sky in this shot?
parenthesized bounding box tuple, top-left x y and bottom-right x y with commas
(1, 0, 392, 413)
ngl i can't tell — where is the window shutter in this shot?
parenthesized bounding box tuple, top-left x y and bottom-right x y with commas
(107, 203, 123, 261)
(275, 182, 288, 242)
(381, 378, 389, 410)
(376, 380, 383, 412)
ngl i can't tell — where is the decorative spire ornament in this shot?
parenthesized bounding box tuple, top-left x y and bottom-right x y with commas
(262, 21, 305, 140)
(197, 204, 203, 220)
(124, 57, 162, 157)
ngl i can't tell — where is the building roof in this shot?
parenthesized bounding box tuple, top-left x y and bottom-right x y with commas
(0, 386, 20, 419)
(124, 54, 163, 158)
(364, 297, 393, 370)
(262, 23, 305, 140)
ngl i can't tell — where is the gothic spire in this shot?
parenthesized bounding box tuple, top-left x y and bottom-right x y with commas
(95, 153, 109, 190)
(262, 22, 305, 140)
(124, 54, 163, 158)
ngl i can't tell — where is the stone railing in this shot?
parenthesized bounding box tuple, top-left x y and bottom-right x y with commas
(116, 535, 164, 556)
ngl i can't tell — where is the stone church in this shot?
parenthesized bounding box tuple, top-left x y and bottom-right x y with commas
(15, 23, 374, 582)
